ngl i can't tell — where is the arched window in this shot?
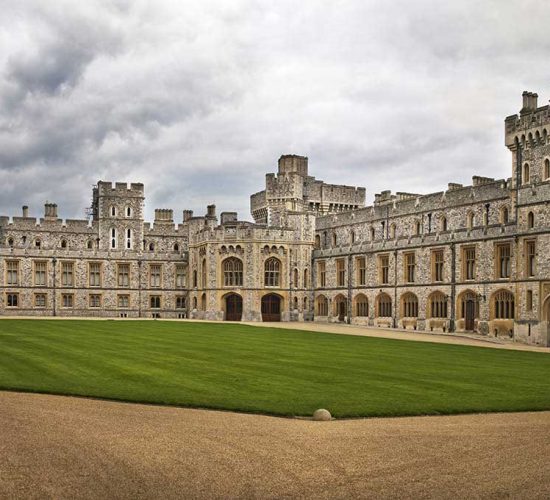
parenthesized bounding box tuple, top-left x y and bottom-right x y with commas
(523, 163, 530, 184)
(332, 233, 337, 247)
(545, 158, 550, 180)
(293, 268, 299, 288)
(174, 243, 179, 252)
(500, 207, 509, 225)
(193, 270, 198, 288)
(61, 239, 67, 249)
(429, 292, 448, 318)
(467, 212, 475, 230)
(126, 229, 132, 249)
(316, 295, 328, 316)
(370, 227, 375, 241)
(223, 257, 243, 287)
(111, 206, 117, 217)
(376, 293, 392, 318)
(401, 293, 419, 318)
(527, 211, 534, 229)
(149, 242, 155, 252)
(303, 268, 309, 288)
(87, 240, 93, 249)
(193, 296, 198, 309)
(264, 258, 281, 287)
(34, 239, 41, 249)
(201, 259, 207, 288)
(110, 228, 117, 249)
(355, 294, 368, 317)
(414, 221, 421, 236)
(315, 235, 321, 249)
(390, 223, 396, 239)
(350, 230, 355, 244)
(201, 293, 207, 311)
(7, 237, 14, 248)
(441, 217, 447, 232)
(483, 212, 488, 227)
(126, 206, 132, 217)
(323, 231, 328, 248)
(492, 290, 514, 319)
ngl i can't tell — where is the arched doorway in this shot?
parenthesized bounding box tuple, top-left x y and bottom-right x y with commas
(333, 294, 347, 322)
(262, 294, 281, 322)
(225, 294, 243, 321)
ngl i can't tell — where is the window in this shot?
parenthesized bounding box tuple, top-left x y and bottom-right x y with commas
(545, 158, 550, 180)
(118, 295, 129, 308)
(432, 250, 444, 282)
(527, 211, 534, 229)
(523, 163, 530, 184)
(463, 246, 476, 281)
(402, 293, 419, 318)
(223, 258, 243, 287)
(61, 262, 74, 287)
(126, 206, 132, 217)
(376, 293, 392, 317)
(34, 261, 47, 286)
(6, 261, 19, 285)
(111, 206, 117, 217)
(318, 261, 326, 287)
(110, 228, 117, 249)
(150, 264, 162, 287)
(496, 244, 511, 279)
(404, 252, 415, 283)
(350, 231, 355, 244)
(87, 240, 94, 250)
(303, 268, 309, 288)
(414, 221, 421, 236)
(316, 296, 328, 316)
(6, 293, 18, 307)
(149, 242, 155, 252)
(201, 259, 207, 288)
(293, 268, 299, 288)
(525, 240, 536, 277)
(89, 294, 101, 308)
(390, 223, 396, 239)
(150, 295, 161, 309)
(264, 258, 281, 287)
(61, 239, 67, 249)
(117, 263, 130, 287)
(176, 296, 186, 309)
(315, 235, 321, 249)
(370, 227, 375, 241)
(493, 290, 514, 319)
(62, 294, 74, 308)
(429, 292, 448, 318)
(89, 263, 101, 287)
(34, 293, 46, 308)
(35, 239, 41, 249)
(126, 229, 132, 249)
(7, 237, 14, 248)
(501, 207, 509, 224)
(356, 257, 366, 286)
(378, 255, 389, 285)
(193, 270, 198, 288)
(467, 212, 475, 230)
(355, 294, 368, 317)
(174, 243, 179, 253)
(526, 290, 533, 312)
(336, 259, 346, 287)
(201, 293, 206, 311)
(332, 233, 337, 247)
(441, 216, 448, 232)
(175, 265, 186, 288)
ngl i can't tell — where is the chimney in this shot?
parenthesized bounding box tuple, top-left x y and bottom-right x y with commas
(22, 205, 29, 217)
(154, 209, 174, 223)
(521, 91, 538, 114)
(44, 203, 58, 219)
(531, 92, 538, 109)
(183, 209, 194, 222)
(206, 204, 216, 218)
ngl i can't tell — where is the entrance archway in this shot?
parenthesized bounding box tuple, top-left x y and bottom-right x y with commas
(225, 294, 243, 321)
(262, 294, 281, 322)
(333, 294, 347, 322)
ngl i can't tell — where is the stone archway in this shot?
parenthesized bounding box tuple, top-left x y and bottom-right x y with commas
(225, 293, 243, 321)
(261, 294, 282, 322)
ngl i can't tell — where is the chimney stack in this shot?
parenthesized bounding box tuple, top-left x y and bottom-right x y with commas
(521, 91, 538, 114)
(206, 204, 216, 218)
(44, 203, 58, 219)
(183, 210, 194, 222)
(22, 205, 29, 217)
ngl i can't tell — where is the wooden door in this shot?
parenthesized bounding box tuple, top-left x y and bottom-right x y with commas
(225, 294, 243, 321)
(261, 294, 281, 322)
(465, 300, 475, 331)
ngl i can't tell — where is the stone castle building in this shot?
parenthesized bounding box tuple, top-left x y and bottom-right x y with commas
(1, 91, 549, 346)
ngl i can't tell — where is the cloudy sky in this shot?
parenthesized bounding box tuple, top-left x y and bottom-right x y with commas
(0, 0, 549, 222)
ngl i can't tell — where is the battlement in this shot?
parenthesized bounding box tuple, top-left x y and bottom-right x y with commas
(96, 181, 145, 197)
(505, 91, 550, 148)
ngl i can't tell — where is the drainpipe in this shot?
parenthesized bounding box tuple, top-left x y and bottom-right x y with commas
(52, 257, 57, 317)
(393, 249, 398, 328)
(347, 254, 352, 324)
(450, 243, 456, 332)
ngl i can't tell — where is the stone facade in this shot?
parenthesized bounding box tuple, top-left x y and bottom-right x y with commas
(1, 92, 550, 346)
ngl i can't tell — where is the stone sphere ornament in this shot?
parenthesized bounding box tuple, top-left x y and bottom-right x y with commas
(313, 409, 332, 421)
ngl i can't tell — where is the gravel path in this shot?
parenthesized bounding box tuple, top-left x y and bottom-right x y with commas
(1, 391, 549, 499)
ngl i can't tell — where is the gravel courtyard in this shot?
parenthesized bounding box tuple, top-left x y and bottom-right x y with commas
(1, 391, 549, 499)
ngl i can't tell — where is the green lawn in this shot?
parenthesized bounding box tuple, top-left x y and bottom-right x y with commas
(0, 319, 549, 418)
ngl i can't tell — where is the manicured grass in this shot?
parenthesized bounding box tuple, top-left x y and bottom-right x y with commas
(0, 319, 549, 418)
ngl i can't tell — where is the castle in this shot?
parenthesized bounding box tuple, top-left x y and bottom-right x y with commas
(1, 92, 549, 346)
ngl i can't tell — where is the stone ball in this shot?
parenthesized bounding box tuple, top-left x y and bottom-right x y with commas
(313, 409, 332, 421)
